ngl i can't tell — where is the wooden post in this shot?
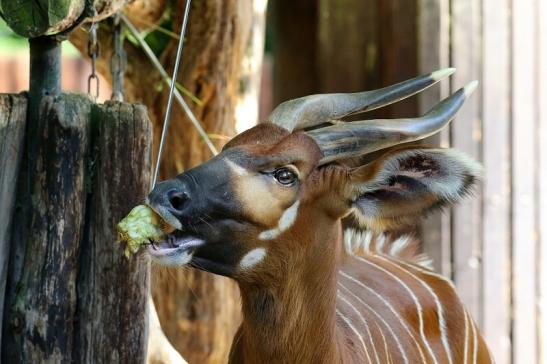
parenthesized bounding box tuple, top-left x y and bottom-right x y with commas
(1, 95, 151, 363)
(75, 101, 152, 363)
(2, 94, 92, 362)
(0, 94, 27, 358)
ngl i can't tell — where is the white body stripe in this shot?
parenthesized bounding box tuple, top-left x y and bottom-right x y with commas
(376, 255, 453, 364)
(338, 283, 410, 364)
(463, 306, 469, 363)
(336, 308, 369, 362)
(351, 256, 439, 364)
(338, 294, 376, 364)
(469, 310, 478, 364)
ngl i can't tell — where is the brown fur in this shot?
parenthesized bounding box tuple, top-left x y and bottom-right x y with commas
(220, 124, 491, 363)
(153, 123, 490, 363)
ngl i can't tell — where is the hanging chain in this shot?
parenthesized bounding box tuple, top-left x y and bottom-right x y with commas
(110, 13, 126, 101)
(87, 14, 100, 100)
(152, 0, 192, 187)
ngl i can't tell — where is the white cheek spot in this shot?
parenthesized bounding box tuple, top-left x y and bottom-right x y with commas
(240, 247, 267, 269)
(226, 159, 248, 176)
(259, 200, 300, 240)
(278, 200, 300, 230)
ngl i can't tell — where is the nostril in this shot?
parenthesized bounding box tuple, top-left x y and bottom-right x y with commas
(167, 189, 189, 211)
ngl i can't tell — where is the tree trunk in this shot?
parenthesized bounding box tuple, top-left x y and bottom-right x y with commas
(70, 1, 267, 362)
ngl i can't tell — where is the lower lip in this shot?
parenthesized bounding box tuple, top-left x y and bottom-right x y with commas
(147, 236, 204, 257)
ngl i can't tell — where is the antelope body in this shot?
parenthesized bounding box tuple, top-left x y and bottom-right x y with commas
(147, 69, 493, 363)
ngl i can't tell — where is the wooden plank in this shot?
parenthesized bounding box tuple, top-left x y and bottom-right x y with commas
(537, 0, 547, 362)
(270, 0, 319, 103)
(377, 0, 418, 117)
(481, 0, 512, 362)
(2, 94, 92, 362)
(450, 0, 483, 322)
(317, 0, 380, 97)
(417, 0, 452, 276)
(512, 0, 538, 362)
(0, 93, 27, 358)
(74, 101, 151, 363)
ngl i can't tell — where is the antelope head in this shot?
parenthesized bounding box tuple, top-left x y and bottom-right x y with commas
(146, 69, 480, 280)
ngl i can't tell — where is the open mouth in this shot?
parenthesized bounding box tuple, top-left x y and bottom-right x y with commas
(145, 205, 205, 264)
(147, 231, 204, 258)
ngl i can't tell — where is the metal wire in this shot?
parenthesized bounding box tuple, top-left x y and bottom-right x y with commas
(119, 11, 218, 187)
(154, 0, 190, 187)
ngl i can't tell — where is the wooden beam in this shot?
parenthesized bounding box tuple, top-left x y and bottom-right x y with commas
(512, 0, 539, 362)
(271, 0, 319, 103)
(377, 0, 417, 117)
(417, 0, 451, 276)
(481, 0, 512, 362)
(0, 94, 27, 359)
(450, 0, 483, 322)
(317, 0, 379, 94)
(539, 0, 547, 362)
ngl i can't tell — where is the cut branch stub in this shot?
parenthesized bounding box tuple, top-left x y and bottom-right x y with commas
(0, 0, 132, 38)
(1, 0, 85, 38)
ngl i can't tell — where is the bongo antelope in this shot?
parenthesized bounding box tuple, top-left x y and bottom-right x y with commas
(147, 68, 493, 363)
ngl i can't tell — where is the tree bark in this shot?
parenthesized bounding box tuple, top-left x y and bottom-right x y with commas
(70, 1, 266, 362)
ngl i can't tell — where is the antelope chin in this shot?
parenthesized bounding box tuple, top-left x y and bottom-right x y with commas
(148, 233, 204, 266)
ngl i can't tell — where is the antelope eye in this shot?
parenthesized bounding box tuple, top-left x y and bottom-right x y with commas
(273, 167, 297, 185)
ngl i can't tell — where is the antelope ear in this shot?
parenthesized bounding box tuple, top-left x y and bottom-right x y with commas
(346, 148, 481, 230)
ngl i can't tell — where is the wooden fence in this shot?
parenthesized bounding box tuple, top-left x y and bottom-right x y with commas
(269, 1, 546, 363)
(419, 1, 546, 363)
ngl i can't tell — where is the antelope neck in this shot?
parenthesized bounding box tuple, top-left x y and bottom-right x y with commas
(233, 224, 344, 364)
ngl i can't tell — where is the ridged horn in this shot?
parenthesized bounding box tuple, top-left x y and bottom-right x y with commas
(267, 68, 456, 132)
(307, 81, 478, 164)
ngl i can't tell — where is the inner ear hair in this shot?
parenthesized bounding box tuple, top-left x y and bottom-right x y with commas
(348, 147, 482, 231)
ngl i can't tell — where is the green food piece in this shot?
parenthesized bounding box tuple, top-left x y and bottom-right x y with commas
(117, 205, 165, 258)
